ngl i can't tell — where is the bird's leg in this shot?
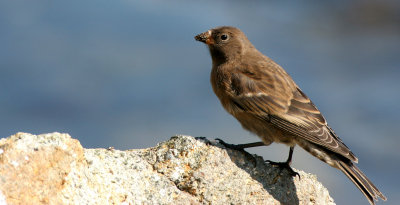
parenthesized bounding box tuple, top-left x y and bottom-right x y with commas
(266, 146, 300, 178)
(215, 138, 266, 151)
(215, 138, 267, 166)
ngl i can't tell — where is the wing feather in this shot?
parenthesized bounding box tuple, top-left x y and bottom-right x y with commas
(228, 61, 357, 162)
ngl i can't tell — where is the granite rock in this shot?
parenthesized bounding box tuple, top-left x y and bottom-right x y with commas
(0, 133, 335, 205)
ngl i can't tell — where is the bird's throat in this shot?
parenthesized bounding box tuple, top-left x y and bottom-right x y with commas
(209, 47, 228, 66)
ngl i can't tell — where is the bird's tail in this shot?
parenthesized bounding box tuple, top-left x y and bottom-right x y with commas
(337, 160, 386, 205)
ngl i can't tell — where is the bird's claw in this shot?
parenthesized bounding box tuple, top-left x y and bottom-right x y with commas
(195, 137, 213, 145)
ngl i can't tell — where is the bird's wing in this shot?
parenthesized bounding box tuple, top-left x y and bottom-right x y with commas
(229, 61, 357, 162)
(271, 88, 357, 162)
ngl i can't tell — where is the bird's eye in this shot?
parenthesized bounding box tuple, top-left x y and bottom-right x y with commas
(220, 34, 228, 41)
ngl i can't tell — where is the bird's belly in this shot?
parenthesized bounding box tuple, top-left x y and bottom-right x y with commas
(216, 94, 296, 146)
(234, 112, 296, 146)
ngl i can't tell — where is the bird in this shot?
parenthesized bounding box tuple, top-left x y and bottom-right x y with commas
(194, 26, 386, 205)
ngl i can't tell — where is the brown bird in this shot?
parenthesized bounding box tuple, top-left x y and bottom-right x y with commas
(195, 26, 386, 205)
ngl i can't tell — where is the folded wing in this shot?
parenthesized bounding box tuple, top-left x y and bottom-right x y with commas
(228, 61, 357, 162)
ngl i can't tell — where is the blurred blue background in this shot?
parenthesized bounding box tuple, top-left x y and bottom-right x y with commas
(1, 0, 399, 204)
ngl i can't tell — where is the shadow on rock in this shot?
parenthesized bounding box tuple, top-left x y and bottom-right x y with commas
(202, 137, 300, 205)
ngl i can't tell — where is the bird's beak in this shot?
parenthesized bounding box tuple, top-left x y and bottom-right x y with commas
(195, 30, 214, 45)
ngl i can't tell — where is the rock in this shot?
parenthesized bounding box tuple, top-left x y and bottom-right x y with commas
(0, 133, 335, 205)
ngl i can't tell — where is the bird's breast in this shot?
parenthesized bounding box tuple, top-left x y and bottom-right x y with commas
(210, 63, 248, 115)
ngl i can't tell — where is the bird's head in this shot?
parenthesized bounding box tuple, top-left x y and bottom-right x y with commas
(195, 26, 253, 64)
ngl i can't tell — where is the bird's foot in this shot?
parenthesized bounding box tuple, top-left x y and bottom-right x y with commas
(215, 138, 245, 151)
(266, 160, 300, 179)
(195, 136, 213, 145)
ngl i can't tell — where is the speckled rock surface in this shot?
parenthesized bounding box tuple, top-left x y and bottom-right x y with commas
(0, 133, 335, 205)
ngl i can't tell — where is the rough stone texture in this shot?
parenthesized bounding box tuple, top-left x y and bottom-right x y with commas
(0, 133, 335, 205)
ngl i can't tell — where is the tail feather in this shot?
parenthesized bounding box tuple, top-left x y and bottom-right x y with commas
(337, 161, 386, 205)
